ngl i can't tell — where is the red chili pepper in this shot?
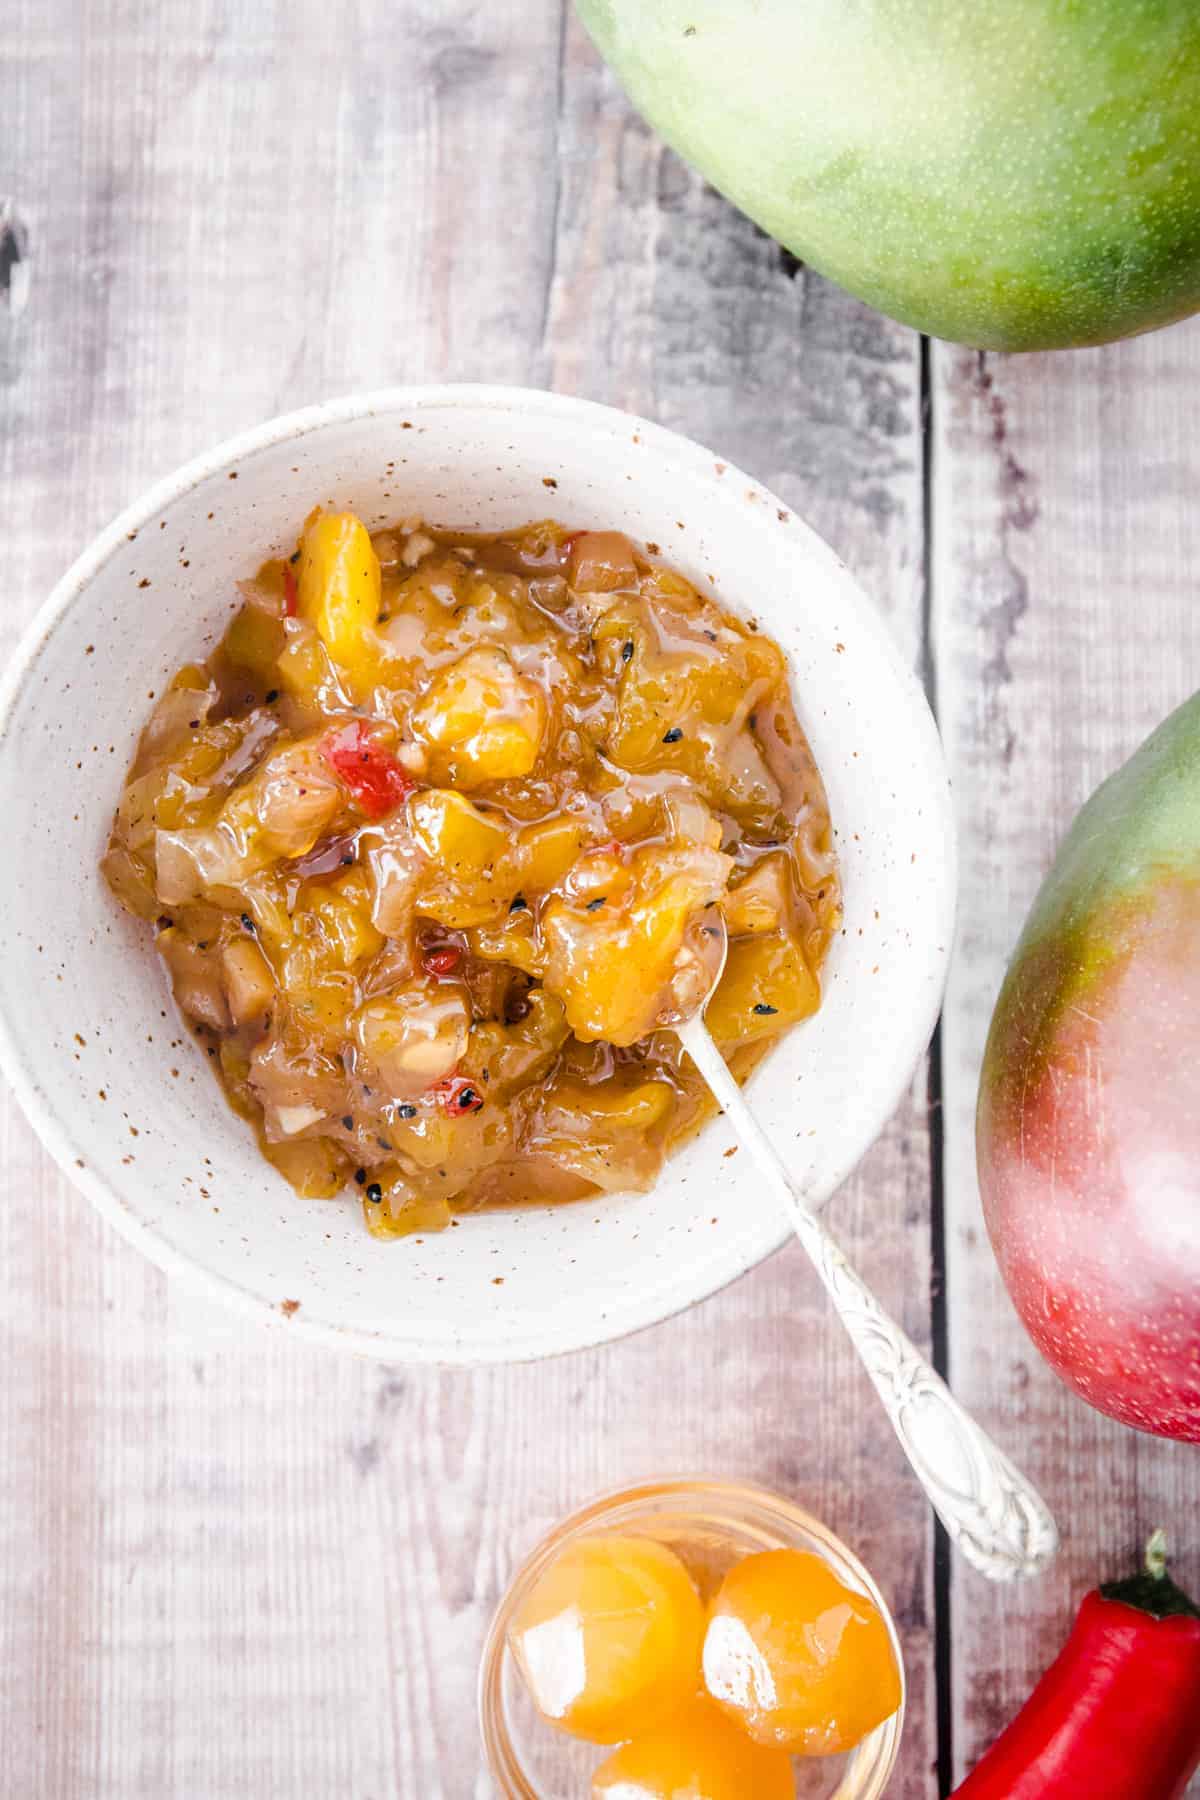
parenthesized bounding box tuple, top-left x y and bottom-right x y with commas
(430, 1075, 484, 1115)
(320, 721, 414, 821)
(422, 943, 463, 977)
(282, 564, 299, 616)
(952, 1531, 1200, 1800)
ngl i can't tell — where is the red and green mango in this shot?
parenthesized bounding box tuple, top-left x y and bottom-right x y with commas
(978, 693, 1200, 1441)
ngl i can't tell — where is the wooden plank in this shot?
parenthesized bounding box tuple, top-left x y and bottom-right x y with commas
(932, 321, 1200, 1789)
(1, 3, 935, 1794)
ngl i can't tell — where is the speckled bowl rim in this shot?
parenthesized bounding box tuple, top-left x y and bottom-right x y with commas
(0, 385, 956, 1361)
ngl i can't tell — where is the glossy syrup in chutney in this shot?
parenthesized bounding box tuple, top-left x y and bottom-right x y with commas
(103, 510, 840, 1239)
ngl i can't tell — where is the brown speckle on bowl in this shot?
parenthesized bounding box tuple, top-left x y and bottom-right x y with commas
(280, 1298, 301, 1318)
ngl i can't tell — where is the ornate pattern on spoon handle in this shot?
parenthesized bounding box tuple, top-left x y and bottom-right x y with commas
(676, 1016, 1059, 1582)
(787, 1201, 1059, 1580)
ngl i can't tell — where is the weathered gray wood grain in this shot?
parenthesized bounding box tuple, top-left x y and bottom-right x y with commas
(1, 3, 936, 1796)
(932, 325, 1200, 1790)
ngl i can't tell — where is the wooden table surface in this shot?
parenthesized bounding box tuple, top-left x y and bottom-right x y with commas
(3, 4, 1199, 1795)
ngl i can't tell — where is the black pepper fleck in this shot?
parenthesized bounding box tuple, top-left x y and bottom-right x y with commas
(752, 1002, 779, 1015)
(397, 1103, 417, 1119)
(366, 1182, 383, 1203)
(354, 1168, 367, 1185)
(241, 913, 257, 934)
(509, 894, 528, 912)
(662, 727, 683, 744)
(265, 688, 279, 703)
(341, 1114, 354, 1130)
(585, 896, 607, 911)
(621, 640, 634, 662)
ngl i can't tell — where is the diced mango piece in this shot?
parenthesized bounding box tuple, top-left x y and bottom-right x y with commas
(409, 789, 508, 872)
(263, 1136, 350, 1198)
(705, 931, 820, 1046)
(412, 646, 546, 785)
(516, 815, 587, 892)
(294, 876, 384, 970)
(277, 963, 357, 1039)
(541, 842, 731, 1046)
(409, 789, 516, 927)
(276, 623, 337, 711)
(557, 1078, 675, 1131)
(366, 1186, 453, 1239)
(221, 935, 275, 1024)
(722, 851, 791, 938)
(297, 510, 382, 677)
(223, 601, 286, 687)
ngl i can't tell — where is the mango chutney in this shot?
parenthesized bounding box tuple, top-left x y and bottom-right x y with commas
(103, 509, 839, 1237)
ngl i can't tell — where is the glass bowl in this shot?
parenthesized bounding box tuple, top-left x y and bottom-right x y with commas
(478, 1477, 906, 1798)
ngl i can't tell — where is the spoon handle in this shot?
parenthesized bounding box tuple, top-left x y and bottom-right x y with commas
(675, 1016, 1058, 1582)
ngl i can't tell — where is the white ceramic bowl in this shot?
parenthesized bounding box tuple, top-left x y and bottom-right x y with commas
(0, 387, 954, 1363)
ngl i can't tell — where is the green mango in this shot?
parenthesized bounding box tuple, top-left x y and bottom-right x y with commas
(977, 693, 1200, 1440)
(576, 0, 1200, 350)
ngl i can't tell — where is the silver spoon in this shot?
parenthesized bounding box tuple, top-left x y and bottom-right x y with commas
(663, 911, 1059, 1582)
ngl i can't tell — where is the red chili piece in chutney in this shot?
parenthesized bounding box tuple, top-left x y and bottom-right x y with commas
(431, 1075, 484, 1115)
(423, 944, 464, 977)
(320, 721, 414, 821)
(282, 564, 299, 616)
